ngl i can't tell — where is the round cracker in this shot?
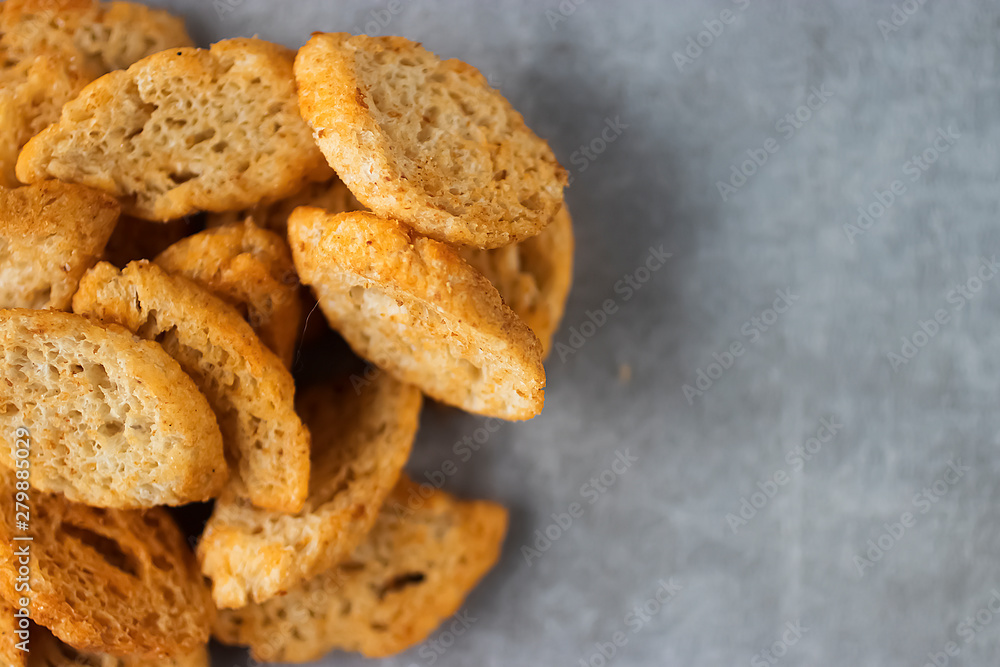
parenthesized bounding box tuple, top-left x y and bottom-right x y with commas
(0, 469, 213, 658)
(16, 38, 331, 221)
(0, 308, 227, 508)
(295, 33, 567, 249)
(461, 204, 574, 356)
(288, 208, 546, 420)
(73, 261, 310, 513)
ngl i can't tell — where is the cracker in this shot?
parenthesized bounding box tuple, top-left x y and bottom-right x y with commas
(0, 0, 193, 187)
(0, 469, 214, 658)
(72, 261, 310, 512)
(461, 204, 574, 355)
(0, 309, 227, 508)
(16, 38, 330, 220)
(214, 477, 508, 661)
(0, 181, 120, 310)
(289, 208, 546, 420)
(295, 33, 567, 249)
(155, 220, 303, 368)
(30, 627, 209, 667)
(199, 374, 422, 608)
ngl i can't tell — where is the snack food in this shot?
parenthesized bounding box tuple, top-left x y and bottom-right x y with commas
(199, 374, 422, 608)
(214, 477, 509, 661)
(0, 469, 214, 658)
(155, 220, 303, 368)
(295, 33, 567, 248)
(0, 181, 119, 310)
(289, 207, 546, 420)
(16, 38, 330, 220)
(0, 0, 193, 187)
(31, 627, 210, 667)
(461, 204, 574, 355)
(73, 261, 310, 512)
(0, 5, 574, 662)
(0, 309, 227, 508)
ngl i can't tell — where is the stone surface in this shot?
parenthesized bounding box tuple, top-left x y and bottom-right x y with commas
(147, 1, 1000, 665)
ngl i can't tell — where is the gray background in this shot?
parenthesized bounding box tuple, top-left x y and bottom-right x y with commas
(151, 1, 1000, 665)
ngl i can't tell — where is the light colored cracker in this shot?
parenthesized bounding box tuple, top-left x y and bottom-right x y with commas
(72, 261, 310, 512)
(0, 309, 227, 508)
(199, 374, 422, 608)
(16, 38, 330, 220)
(0, 1, 192, 73)
(0, 181, 120, 310)
(0, 0, 193, 187)
(0, 469, 214, 659)
(461, 204, 574, 355)
(295, 33, 567, 249)
(30, 627, 209, 667)
(289, 208, 546, 420)
(155, 220, 303, 368)
(0, 52, 94, 188)
(214, 477, 508, 661)
(206, 175, 364, 236)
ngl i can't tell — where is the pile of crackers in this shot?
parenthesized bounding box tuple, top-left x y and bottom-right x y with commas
(0, 1, 572, 665)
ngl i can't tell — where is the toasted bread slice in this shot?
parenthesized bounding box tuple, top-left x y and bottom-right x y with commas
(215, 477, 508, 661)
(0, 181, 120, 310)
(103, 216, 200, 269)
(1, 598, 27, 667)
(0, 309, 227, 508)
(289, 208, 546, 420)
(295, 33, 567, 249)
(31, 627, 209, 667)
(199, 374, 422, 608)
(0, 51, 93, 189)
(0, 1, 192, 73)
(16, 38, 330, 220)
(0, 0, 193, 187)
(73, 261, 310, 512)
(206, 175, 364, 235)
(0, 469, 214, 658)
(154, 221, 303, 368)
(460, 204, 574, 355)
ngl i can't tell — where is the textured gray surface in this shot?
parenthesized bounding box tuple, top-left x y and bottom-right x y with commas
(148, 1, 1000, 665)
